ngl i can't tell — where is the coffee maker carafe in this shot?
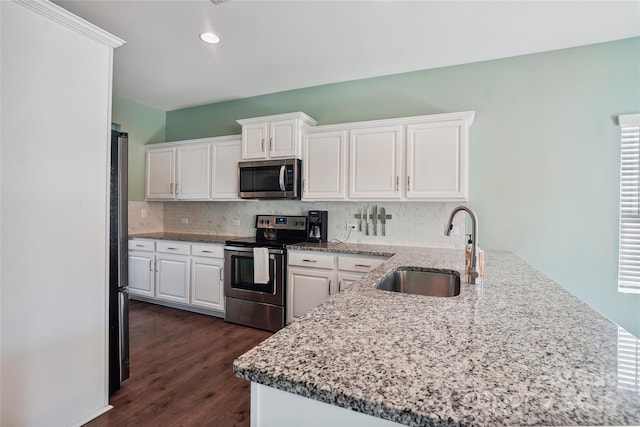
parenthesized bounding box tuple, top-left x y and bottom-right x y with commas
(307, 210, 328, 243)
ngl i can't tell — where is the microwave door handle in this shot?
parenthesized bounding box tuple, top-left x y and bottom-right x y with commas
(279, 165, 286, 192)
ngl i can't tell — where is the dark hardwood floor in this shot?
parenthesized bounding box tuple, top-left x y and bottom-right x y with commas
(85, 300, 272, 427)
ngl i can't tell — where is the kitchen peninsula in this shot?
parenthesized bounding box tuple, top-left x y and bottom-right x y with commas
(234, 243, 640, 426)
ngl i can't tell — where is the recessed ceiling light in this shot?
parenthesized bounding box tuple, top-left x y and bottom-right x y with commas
(199, 32, 220, 44)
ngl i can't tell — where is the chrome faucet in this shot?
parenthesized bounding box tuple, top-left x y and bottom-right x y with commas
(444, 205, 480, 284)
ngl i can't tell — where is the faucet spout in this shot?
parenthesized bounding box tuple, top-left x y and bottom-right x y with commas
(444, 205, 479, 284)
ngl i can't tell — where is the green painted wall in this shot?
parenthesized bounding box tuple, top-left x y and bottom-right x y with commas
(112, 95, 166, 201)
(158, 38, 640, 337)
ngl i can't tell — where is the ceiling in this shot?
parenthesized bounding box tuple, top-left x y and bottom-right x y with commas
(54, 1, 640, 112)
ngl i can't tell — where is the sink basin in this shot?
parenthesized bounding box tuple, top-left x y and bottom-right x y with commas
(375, 268, 461, 297)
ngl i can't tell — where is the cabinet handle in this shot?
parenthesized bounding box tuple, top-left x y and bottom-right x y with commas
(269, 137, 273, 153)
(328, 280, 332, 296)
(201, 250, 212, 253)
(170, 182, 174, 194)
(135, 244, 144, 247)
(176, 183, 179, 194)
(303, 178, 306, 192)
(167, 247, 177, 250)
(149, 261, 153, 272)
(219, 267, 223, 282)
(355, 264, 372, 268)
(261, 138, 265, 152)
(396, 176, 399, 191)
(407, 176, 411, 191)
(338, 280, 343, 293)
(302, 259, 317, 263)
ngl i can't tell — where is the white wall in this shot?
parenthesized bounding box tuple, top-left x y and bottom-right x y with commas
(1, 2, 120, 425)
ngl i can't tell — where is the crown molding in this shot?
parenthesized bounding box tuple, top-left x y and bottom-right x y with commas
(14, 0, 125, 48)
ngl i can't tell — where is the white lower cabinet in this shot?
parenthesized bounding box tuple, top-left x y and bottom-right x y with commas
(337, 272, 363, 293)
(128, 239, 155, 297)
(288, 267, 334, 324)
(190, 256, 224, 312)
(128, 251, 155, 297)
(127, 239, 225, 316)
(287, 251, 335, 324)
(156, 253, 190, 304)
(287, 250, 388, 324)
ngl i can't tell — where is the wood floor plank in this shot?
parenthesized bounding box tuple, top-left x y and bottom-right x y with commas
(84, 300, 271, 427)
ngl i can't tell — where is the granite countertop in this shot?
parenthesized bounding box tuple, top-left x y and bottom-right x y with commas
(129, 231, 246, 245)
(234, 244, 640, 426)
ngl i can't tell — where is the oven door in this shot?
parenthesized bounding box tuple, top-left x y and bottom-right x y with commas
(224, 246, 285, 306)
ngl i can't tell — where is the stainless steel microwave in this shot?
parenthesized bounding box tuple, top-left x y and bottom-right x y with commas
(238, 158, 301, 199)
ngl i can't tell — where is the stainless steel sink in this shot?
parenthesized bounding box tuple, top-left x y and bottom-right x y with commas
(375, 268, 461, 297)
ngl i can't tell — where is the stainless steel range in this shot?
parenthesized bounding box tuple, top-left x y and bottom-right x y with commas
(224, 214, 307, 332)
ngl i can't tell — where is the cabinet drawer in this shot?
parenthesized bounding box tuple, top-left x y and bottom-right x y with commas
(192, 244, 224, 258)
(288, 251, 334, 269)
(338, 255, 386, 273)
(156, 241, 190, 255)
(128, 239, 155, 252)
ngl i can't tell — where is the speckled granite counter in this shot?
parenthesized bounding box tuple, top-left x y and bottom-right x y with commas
(129, 231, 246, 244)
(234, 244, 640, 426)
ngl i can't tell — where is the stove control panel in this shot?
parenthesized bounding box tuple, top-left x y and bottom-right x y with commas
(255, 215, 307, 231)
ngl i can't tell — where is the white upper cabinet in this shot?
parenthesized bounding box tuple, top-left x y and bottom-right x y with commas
(349, 125, 404, 200)
(406, 120, 468, 200)
(237, 112, 317, 160)
(145, 111, 474, 202)
(146, 135, 242, 201)
(211, 137, 242, 200)
(302, 111, 474, 202)
(302, 130, 348, 200)
(147, 143, 210, 201)
(176, 143, 210, 200)
(146, 147, 175, 200)
(240, 122, 269, 159)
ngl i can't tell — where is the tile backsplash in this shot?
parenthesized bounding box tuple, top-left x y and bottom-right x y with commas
(128, 201, 164, 233)
(158, 200, 466, 249)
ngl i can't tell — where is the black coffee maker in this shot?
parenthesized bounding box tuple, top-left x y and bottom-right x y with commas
(307, 210, 328, 243)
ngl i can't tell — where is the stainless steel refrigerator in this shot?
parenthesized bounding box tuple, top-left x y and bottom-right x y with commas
(109, 130, 130, 394)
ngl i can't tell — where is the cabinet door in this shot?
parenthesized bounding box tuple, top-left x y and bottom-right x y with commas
(156, 254, 189, 304)
(303, 130, 347, 200)
(269, 119, 298, 158)
(406, 121, 467, 200)
(176, 143, 210, 200)
(128, 251, 155, 297)
(287, 267, 334, 324)
(337, 272, 363, 293)
(242, 122, 269, 159)
(349, 126, 403, 199)
(211, 139, 241, 200)
(146, 147, 175, 199)
(190, 257, 224, 312)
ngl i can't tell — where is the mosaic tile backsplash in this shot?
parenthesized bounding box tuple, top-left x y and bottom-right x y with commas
(128, 201, 164, 233)
(159, 200, 467, 248)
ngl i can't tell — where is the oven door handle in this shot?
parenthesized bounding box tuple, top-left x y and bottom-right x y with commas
(278, 165, 286, 192)
(224, 246, 285, 255)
